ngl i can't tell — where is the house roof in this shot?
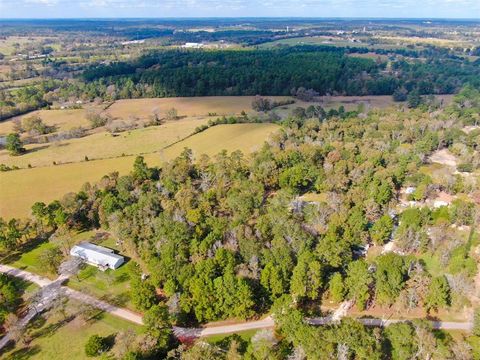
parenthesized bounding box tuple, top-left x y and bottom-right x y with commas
(70, 242, 124, 267)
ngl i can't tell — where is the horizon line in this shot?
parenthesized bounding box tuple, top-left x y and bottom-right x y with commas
(0, 16, 479, 21)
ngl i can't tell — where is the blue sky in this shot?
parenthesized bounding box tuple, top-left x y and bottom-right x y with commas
(0, 0, 479, 19)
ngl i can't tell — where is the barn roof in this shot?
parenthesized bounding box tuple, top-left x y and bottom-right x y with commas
(70, 242, 124, 269)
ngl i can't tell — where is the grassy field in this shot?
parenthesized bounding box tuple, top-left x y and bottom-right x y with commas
(259, 36, 364, 48)
(0, 94, 414, 137)
(7, 241, 59, 279)
(205, 328, 258, 344)
(104, 96, 291, 120)
(0, 118, 209, 168)
(0, 36, 33, 55)
(259, 34, 477, 50)
(0, 109, 92, 136)
(0, 123, 279, 219)
(160, 123, 278, 159)
(376, 35, 478, 49)
(299, 192, 328, 202)
(3, 303, 142, 360)
(259, 35, 403, 50)
(105, 95, 427, 120)
(0, 156, 140, 219)
(67, 264, 133, 310)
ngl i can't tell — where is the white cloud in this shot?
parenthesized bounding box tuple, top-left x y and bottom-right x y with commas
(23, 0, 59, 4)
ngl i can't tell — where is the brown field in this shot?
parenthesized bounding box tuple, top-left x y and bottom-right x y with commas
(0, 156, 138, 219)
(0, 118, 209, 168)
(104, 96, 291, 120)
(0, 65, 11, 76)
(0, 36, 31, 55)
(0, 109, 91, 135)
(376, 35, 477, 49)
(159, 122, 278, 160)
(0, 123, 279, 219)
(324, 94, 453, 108)
(0, 94, 454, 137)
(0, 76, 45, 90)
(104, 94, 436, 121)
(0, 35, 58, 55)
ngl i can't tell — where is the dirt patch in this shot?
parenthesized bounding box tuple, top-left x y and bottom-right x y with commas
(462, 125, 480, 134)
(434, 191, 455, 204)
(429, 149, 457, 168)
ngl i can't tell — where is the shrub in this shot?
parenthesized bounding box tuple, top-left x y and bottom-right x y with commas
(392, 88, 408, 102)
(5, 133, 24, 156)
(85, 334, 108, 357)
(86, 110, 108, 128)
(457, 163, 473, 172)
(474, 308, 480, 336)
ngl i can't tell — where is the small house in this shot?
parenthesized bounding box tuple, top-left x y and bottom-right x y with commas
(70, 242, 124, 270)
(405, 187, 416, 195)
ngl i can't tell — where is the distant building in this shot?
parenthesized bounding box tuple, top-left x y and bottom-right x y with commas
(70, 242, 124, 270)
(405, 186, 416, 195)
(183, 42, 204, 49)
(121, 39, 145, 45)
(433, 200, 449, 208)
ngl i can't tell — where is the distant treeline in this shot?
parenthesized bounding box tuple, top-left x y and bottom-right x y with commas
(167, 29, 288, 46)
(81, 46, 480, 99)
(343, 45, 478, 61)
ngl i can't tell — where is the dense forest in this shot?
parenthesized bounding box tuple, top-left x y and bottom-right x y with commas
(81, 47, 480, 98)
(2, 46, 479, 121)
(2, 86, 480, 358)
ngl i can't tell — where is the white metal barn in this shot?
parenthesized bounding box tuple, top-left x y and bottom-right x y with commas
(70, 242, 125, 270)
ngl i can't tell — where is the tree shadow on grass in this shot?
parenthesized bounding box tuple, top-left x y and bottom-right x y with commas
(103, 333, 116, 351)
(1, 233, 54, 266)
(2, 344, 41, 360)
(110, 292, 130, 308)
(78, 307, 106, 324)
(28, 315, 76, 341)
(24, 144, 50, 155)
(29, 315, 47, 330)
(213, 334, 249, 353)
(114, 272, 130, 284)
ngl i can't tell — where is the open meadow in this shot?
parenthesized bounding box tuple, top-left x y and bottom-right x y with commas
(0, 118, 209, 168)
(259, 34, 479, 51)
(0, 123, 279, 219)
(0, 36, 34, 55)
(0, 109, 92, 136)
(0, 94, 449, 137)
(104, 96, 291, 119)
(103, 94, 433, 120)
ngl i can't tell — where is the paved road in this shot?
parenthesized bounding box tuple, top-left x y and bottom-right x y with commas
(0, 265, 473, 340)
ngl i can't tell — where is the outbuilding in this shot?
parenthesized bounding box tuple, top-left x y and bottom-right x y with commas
(70, 242, 124, 270)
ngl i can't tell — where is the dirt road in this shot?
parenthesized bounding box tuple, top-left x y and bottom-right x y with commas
(0, 265, 473, 340)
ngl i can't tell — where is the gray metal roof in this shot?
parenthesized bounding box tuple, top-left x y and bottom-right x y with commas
(70, 242, 124, 269)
